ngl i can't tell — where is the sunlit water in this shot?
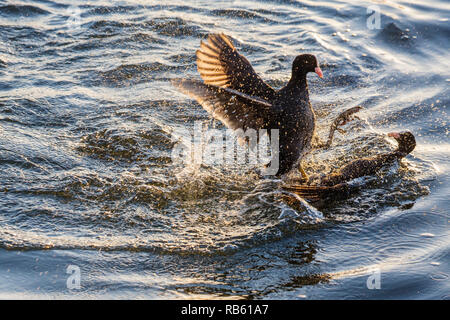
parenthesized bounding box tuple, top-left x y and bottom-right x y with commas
(0, 0, 448, 299)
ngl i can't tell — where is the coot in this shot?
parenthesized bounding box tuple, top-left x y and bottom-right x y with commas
(172, 33, 326, 176)
(283, 131, 416, 200)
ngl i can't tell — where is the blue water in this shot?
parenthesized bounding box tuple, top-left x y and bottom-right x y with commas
(0, 0, 448, 299)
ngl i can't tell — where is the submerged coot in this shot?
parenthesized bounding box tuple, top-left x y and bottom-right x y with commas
(283, 131, 417, 200)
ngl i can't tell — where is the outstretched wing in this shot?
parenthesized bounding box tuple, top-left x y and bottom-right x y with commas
(196, 33, 276, 101)
(172, 79, 272, 132)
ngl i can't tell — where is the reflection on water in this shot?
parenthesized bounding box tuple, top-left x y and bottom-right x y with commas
(0, 0, 448, 299)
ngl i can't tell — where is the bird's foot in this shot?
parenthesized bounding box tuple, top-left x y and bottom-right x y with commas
(334, 106, 363, 129)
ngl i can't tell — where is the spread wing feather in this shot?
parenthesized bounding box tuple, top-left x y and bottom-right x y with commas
(171, 79, 272, 132)
(282, 183, 353, 201)
(196, 33, 276, 101)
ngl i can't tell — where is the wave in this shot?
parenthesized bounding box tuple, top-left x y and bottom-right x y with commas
(0, 4, 50, 16)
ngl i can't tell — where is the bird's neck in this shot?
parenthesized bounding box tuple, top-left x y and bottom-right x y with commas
(382, 150, 407, 162)
(395, 141, 414, 157)
(286, 72, 308, 94)
(393, 150, 408, 158)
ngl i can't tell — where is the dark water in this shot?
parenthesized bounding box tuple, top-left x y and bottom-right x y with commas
(0, 0, 448, 299)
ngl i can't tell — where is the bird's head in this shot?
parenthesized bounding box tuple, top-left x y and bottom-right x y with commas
(387, 131, 416, 155)
(292, 54, 323, 79)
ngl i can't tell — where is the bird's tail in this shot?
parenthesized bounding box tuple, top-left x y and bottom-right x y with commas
(282, 182, 356, 201)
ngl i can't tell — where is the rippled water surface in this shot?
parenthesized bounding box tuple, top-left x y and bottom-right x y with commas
(0, 0, 449, 299)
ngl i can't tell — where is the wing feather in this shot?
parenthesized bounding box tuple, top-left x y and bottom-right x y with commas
(172, 79, 272, 132)
(196, 33, 276, 101)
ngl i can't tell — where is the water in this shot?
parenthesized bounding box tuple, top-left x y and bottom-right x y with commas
(0, 0, 448, 299)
